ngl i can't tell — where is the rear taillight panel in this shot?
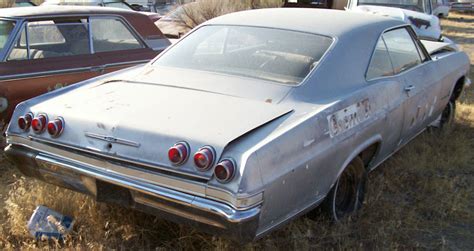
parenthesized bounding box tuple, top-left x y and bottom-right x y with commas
(194, 146, 215, 171)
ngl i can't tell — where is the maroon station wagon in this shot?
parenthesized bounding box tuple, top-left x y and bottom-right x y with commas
(0, 6, 170, 130)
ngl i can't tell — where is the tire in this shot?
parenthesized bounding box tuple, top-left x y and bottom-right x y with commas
(324, 157, 367, 222)
(439, 100, 455, 130)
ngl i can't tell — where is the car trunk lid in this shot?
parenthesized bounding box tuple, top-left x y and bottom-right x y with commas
(29, 80, 292, 179)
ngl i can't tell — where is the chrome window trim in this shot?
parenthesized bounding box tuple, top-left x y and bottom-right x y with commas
(87, 17, 94, 54)
(0, 59, 149, 81)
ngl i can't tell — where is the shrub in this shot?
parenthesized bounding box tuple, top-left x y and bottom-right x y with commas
(178, 0, 282, 29)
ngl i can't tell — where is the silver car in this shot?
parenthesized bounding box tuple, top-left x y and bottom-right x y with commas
(4, 8, 471, 241)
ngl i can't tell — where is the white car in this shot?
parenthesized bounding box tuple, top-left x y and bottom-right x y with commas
(347, 0, 443, 41)
(433, 0, 451, 17)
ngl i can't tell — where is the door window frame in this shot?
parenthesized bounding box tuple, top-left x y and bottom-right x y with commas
(366, 25, 432, 82)
(88, 15, 146, 54)
(5, 15, 148, 61)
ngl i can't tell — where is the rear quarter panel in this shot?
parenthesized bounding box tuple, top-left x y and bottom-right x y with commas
(245, 79, 407, 235)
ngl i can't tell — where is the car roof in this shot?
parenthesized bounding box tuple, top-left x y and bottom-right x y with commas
(0, 5, 136, 18)
(204, 8, 405, 38)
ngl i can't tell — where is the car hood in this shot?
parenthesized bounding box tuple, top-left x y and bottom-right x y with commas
(23, 80, 292, 179)
(350, 5, 441, 40)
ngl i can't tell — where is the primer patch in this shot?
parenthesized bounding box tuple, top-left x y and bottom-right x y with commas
(328, 99, 371, 138)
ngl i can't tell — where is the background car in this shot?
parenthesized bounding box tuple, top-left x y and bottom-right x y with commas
(4, 8, 470, 241)
(42, 0, 162, 21)
(13, 0, 36, 7)
(346, 0, 443, 40)
(433, 0, 451, 17)
(0, 6, 170, 130)
(450, 0, 474, 11)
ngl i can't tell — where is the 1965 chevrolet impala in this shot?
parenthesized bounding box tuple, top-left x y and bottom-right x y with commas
(4, 8, 471, 241)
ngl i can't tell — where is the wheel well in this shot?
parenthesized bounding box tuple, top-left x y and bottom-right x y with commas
(452, 77, 465, 101)
(358, 143, 380, 169)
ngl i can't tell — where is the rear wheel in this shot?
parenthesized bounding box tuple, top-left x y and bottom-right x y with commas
(439, 100, 455, 129)
(325, 157, 367, 222)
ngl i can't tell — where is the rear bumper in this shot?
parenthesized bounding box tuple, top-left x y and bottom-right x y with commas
(4, 144, 260, 241)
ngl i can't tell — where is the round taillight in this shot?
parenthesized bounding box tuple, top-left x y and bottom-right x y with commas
(47, 117, 64, 137)
(214, 159, 236, 183)
(168, 142, 189, 166)
(193, 146, 215, 171)
(31, 114, 48, 134)
(18, 113, 33, 131)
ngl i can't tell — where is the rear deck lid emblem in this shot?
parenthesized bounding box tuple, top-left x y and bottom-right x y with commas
(85, 132, 140, 147)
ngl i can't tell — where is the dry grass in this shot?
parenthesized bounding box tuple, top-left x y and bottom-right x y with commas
(0, 12, 473, 250)
(0, 0, 14, 8)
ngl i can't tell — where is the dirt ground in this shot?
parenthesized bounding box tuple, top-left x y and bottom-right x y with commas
(0, 12, 473, 250)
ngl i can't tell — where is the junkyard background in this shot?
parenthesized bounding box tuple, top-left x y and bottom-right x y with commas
(0, 1, 473, 249)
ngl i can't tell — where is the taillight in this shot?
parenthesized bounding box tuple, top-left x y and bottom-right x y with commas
(214, 159, 236, 183)
(47, 117, 64, 137)
(18, 112, 33, 131)
(193, 146, 215, 171)
(168, 142, 189, 166)
(31, 114, 48, 134)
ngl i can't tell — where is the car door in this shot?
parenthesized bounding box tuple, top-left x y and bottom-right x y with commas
(365, 36, 406, 159)
(383, 27, 441, 145)
(88, 16, 158, 74)
(0, 17, 102, 128)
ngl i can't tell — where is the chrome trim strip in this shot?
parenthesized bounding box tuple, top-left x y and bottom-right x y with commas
(34, 154, 260, 223)
(85, 132, 140, 147)
(87, 17, 94, 54)
(27, 135, 210, 180)
(0, 60, 149, 81)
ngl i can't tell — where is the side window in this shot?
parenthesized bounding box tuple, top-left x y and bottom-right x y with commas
(8, 28, 27, 61)
(366, 38, 394, 80)
(90, 18, 143, 53)
(8, 19, 91, 61)
(383, 28, 422, 74)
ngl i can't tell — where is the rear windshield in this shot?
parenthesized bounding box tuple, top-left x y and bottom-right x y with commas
(153, 25, 333, 85)
(0, 20, 15, 54)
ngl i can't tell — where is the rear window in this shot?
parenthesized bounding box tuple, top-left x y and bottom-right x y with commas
(0, 20, 15, 54)
(153, 25, 333, 85)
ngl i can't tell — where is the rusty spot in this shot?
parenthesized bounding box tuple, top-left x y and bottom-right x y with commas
(265, 99, 273, 103)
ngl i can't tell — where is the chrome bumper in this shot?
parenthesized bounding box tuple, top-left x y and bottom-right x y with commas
(4, 144, 260, 241)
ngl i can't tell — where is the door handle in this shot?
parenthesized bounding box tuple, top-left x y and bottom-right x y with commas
(404, 85, 415, 92)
